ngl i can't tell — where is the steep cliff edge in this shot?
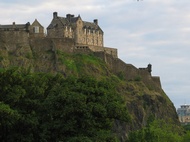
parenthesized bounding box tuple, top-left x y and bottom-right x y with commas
(0, 39, 180, 141)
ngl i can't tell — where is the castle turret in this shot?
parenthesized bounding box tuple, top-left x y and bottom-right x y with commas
(147, 63, 152, 74)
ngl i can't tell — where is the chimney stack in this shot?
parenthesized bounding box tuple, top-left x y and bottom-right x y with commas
(53, 12, 58, 19)
(94, 19, 98, 25)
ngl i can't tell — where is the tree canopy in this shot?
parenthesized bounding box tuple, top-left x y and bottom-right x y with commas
(0, 68, 130, 141)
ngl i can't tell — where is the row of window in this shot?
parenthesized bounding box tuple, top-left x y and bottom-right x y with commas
(83, 29, 101, 35)
(63, 26, 102, 36)
(75, 46, 89, 49)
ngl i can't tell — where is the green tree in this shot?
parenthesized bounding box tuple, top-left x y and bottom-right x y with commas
(128, 119, 182, 142)
(0, 68, 130, 141)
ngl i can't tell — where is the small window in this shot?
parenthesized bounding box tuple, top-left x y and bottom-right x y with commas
(33, 26, 39, 33)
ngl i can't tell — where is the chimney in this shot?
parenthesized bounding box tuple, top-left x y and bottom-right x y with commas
(66, 14, 74, 22)
(53, 12, 58, 19)
(12, 22, 16, 28)
(66, 14, 71, 20)
(94, 19, 98, 25)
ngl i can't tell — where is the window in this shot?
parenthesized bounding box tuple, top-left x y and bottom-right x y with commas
(33, 26, 39, 33)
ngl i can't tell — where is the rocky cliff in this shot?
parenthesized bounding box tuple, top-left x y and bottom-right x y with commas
(0, 37, 180, 141)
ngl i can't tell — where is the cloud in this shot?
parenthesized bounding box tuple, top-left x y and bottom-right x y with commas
(0, 0, 190, 109)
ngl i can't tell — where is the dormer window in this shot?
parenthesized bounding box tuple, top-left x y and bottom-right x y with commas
(33, 26, 39, 33)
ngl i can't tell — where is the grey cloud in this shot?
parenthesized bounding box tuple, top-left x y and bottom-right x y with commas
(1, 0, 190, 109)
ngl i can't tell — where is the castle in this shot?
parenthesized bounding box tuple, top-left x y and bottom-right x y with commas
(0, 12, 117, 58)
(0, 12, 162, 89)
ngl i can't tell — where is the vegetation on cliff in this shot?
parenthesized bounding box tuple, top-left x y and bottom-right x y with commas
(1, 68, 190, 141)
(0, 68, 130, 141)
(0, 43, 184, 141)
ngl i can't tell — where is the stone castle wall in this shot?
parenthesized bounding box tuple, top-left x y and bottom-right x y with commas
(88, 46, 117, 58)
(94, 52, 162, 89)
(29, 37, 75, 53)
(0, 30, 29, 52)
(0, 30, 29, 44)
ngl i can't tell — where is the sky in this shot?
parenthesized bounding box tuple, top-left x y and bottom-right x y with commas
(0, 0, 190, 109)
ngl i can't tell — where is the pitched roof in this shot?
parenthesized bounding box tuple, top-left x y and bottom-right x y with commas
(31, 19, 43, 27)
(47, 14, 103, 32)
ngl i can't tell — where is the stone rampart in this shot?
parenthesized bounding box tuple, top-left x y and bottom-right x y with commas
(93, 52, 162, 89)
(29, 37, 75, 53)
(89, 45, 117, 58)
(0, 31, 29, 52)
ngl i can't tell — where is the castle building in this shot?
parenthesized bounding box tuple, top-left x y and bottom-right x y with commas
(0, 19, 44, 42)
(0, 12, 117, 58)
(29, 19, 44, 38)
(47, 12, 104, 47)
(177, 104, 190, 124)
(0, 22, 30, 32)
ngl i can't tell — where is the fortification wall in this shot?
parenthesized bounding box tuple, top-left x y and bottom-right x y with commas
(89, 46, 117, 58)
(74, 46, 93, 54)
(0, 31, 29, 51)
(151, 76, 162, 88)
(93, 52, 162, 90)
(94, 52, 138, 80)
(50, 38, 75, 53)
(30, 38, 75, 53)
(0, 31, 29, 43)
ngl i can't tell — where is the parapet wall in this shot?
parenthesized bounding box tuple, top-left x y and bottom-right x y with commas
(0, 31, 29, 52)
(0, 31, 29, 43)
(94, 52, 162, 90)
(89, 45, 118, 58)
(29, 37, 75, 53)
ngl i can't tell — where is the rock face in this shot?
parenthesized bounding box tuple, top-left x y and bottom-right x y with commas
(0, 38, 180, 141)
